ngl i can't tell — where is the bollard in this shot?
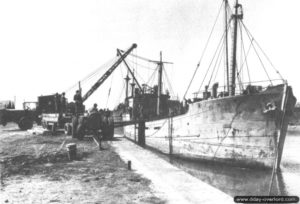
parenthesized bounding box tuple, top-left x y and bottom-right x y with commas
(66, 143, 77, 161)
(128, 160, 132, 170)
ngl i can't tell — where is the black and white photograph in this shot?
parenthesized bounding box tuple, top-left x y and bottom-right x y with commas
(0, 0, 300, 203)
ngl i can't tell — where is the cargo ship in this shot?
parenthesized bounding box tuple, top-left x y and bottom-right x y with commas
(116, 0, 296, 170)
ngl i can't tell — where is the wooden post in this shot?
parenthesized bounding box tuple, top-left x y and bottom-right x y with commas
(134, 123, 137, 142)
(128, 160, 132, 170)
(138, 121, 145, 147)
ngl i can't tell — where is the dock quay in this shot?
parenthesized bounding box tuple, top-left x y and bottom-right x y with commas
(112, 136, 234, 204)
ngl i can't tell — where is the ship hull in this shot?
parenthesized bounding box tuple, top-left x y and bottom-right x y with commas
(123, 84, 296, 169)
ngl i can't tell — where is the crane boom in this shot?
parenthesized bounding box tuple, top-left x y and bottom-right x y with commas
(82, 43, 137, 102)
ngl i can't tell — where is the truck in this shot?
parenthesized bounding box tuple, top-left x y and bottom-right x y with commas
(0, 101, 40, 130)
(38, 93, 73, 132)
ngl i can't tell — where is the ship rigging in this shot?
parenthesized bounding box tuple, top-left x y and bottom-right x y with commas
(184, 0, 285, 102)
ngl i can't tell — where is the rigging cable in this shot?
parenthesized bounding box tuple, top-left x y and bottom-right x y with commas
(238, 21, 252, 85)
(241, 21, 284, 81)
(146, 67, 158, 87)
(254, 42, 284, 81)
(207, 35, 225, 89)
(124, 52, 173, 65)
(238, 40, 254, 84)
(126, 59, 156, 70)
(237, 21, 244, 92)
(63, 56, 118, 94)
(114, 66, 126, 108)
(223, 55, 226, 92)
(212, 48, 225, 85)
(163, 68, 175, 97)
(106, 69, 114, 108)
(183, 0, 225, 99)
(81, 57, 117, 84)
(240, 21, 273, 85)
(223, 7, 232, 92)
(197, 27, 228, 93)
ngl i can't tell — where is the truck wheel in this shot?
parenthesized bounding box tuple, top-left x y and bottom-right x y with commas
(18, 117, 33, 130)
(106, 125, 114, 140)
(102, 125, 114, 140)
(72, 117, 78, 138)
(108, 125, 114, 140)
(76, 124, 85, 140)
(1, 120, 7, 127)
(105, 116, 114, 140)
(0, 110, 8, 126)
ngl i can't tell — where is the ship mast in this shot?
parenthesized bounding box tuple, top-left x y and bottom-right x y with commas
(124, 75, 130, 103)
(229, 0, 243, 96)
(224, 0, 230, 93)
(157, 51, 163, 116)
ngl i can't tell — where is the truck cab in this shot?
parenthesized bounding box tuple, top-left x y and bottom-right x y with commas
(38, 94, 81, 133)
(0, 101, 39, 130)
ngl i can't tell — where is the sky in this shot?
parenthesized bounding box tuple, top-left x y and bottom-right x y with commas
(0, 0, 300, 109)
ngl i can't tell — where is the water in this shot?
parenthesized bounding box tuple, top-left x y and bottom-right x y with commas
(154, 126, 300, 197)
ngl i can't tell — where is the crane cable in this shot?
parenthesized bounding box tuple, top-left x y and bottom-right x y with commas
(115, 66, 126, 107)
(63, 56, 118, 94)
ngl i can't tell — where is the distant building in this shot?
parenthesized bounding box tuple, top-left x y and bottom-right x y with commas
(0, 100, 15, 109)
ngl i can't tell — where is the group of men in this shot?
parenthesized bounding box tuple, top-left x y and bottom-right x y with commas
(73, 90, 110, 116)
(54, 90, 80, 114)
(54, 92, 67, 113)
(73, 90, 83, 114)
(89, 103, 111, 117)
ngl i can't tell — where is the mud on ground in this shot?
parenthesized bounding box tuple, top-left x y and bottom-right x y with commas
(0, 124, 165, 204)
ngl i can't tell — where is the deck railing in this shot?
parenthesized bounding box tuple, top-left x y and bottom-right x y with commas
(192, 79, 285, 100)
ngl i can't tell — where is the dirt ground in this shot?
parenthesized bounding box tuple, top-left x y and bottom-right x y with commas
(0, 123, 166, 204)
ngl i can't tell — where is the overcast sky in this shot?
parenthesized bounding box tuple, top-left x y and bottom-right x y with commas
(1, 0, 300, 109)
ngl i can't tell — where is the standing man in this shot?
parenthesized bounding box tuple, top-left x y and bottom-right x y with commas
(73, 90, 83, 114)
(54, 93, 61, 112)
(60, 92, 67, 113)
(89, 103, 98, 114)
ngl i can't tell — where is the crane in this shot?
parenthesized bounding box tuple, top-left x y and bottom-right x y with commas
(40, 43, 137, 139)
(82, 43, 137, 102)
